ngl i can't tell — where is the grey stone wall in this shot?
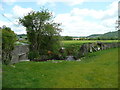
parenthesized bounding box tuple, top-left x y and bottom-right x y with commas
(11, 45, 29, 64)
(79, 42, 119, 57)
(10, 42, 119, 63)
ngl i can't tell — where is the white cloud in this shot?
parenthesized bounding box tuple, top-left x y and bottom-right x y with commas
(0, 20, 26, 34)
(101, 17, 116, 27)
(54, 1, 118, 36)
(13, 5, 33, 17)
(0, 5, 33, 34)
(71, 8, 102, 19)
(11, 6, 33, 34)
(55, 14, 111, 36)
(71, 1, 118, 20)
(3, 5, 33, 19)
(11, 26, 26, 34)
(0, 21, 11, 27)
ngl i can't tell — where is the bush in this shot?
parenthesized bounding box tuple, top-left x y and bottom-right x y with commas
(46, 48, 67, 60)
(28, 51, 39, 60)
(65, 45, 80, 59)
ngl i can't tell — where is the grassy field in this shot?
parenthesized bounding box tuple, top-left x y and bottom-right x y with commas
(62, 40, 118, 48)
(2, 47, 118, 88)
(62, 40, 118, 45)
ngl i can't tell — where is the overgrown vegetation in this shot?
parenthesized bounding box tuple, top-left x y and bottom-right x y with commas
(1, 26, 17, 65)
(2, 48, 118, 88)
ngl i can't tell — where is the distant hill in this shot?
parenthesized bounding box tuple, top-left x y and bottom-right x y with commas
(87, 34, 102, 38)
(100, 30, 119, 39)
(87, 30, 119, 39)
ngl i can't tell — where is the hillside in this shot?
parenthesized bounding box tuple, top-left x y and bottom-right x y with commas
(87, 30, 119, 39)
(100, 30, 119, 39)
(87, 34, 102, 38)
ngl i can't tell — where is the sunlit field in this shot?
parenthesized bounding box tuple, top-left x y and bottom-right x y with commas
(62, 40, 118, 45)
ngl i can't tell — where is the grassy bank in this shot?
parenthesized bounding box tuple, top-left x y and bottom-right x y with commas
(2, 48, 118, 88)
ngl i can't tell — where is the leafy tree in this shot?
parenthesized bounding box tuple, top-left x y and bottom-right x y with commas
(19, 9, 62, 59)
(2, 26, 17, 65)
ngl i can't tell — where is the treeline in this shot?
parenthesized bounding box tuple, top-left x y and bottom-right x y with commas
(62, 36, 119, 40)
(87, 37, 119, 40)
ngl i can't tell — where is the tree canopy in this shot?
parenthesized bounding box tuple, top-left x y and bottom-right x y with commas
(19, 9, 62, 59)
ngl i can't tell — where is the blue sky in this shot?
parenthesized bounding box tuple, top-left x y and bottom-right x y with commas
(0, 0, 118, 36)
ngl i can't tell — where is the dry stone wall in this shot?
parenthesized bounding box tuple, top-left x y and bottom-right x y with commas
(10, 42, 119, 63)
(79, 42, 119, 57)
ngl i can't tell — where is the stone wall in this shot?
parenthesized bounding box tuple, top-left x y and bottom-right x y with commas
(11, 45, 29, 64)
(10, 42, 119, 63)
(79, 42, 120, 57)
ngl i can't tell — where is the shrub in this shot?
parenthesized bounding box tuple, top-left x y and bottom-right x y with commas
(28, 51, 39, 60)
(65, 45, 80, 59)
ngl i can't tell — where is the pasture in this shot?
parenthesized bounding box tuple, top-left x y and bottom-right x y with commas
(2, 47, 118, 88)
(62, 40, 118, 45)
(62, 40, 118, 48)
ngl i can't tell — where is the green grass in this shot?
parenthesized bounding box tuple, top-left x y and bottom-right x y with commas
(62, 40, 118, 45)
(2, 48, 118, 88)
(62, 40, 118, 49)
